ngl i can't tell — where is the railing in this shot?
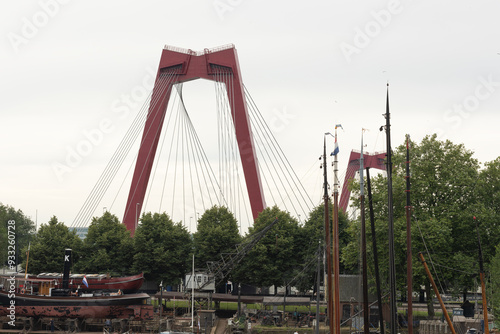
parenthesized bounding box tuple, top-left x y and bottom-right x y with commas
(163, 44, 235, 56)
(351, 149, 386, 155)
(205, 43, 235, 54)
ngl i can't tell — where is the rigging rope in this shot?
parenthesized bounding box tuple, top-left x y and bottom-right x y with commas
(415, 216, 447, 295)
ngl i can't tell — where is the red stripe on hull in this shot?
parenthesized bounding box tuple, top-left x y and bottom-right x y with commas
(34, 273, 144, 292)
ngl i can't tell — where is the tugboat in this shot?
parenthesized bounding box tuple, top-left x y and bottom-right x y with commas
(0, 249, 153, 320)
(34, 272, 144, 293)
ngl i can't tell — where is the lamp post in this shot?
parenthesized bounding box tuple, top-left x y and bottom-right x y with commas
(159, 281, 163, 333)
(136, 203, 140, 229)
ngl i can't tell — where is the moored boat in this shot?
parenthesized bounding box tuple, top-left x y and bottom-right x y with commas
(0, 273, 153, 319)
(0, 249, 152, 320)
(0, 272, 144, 293)
(35, 272, 144, 293)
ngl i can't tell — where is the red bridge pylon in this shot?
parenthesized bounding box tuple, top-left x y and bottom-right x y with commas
(123, 45, 265, 234)
(339, 150, 386, 212)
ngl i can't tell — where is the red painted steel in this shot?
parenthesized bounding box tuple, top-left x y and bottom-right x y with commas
(123, 45, 265, 234)
(339, 151, 386, 211)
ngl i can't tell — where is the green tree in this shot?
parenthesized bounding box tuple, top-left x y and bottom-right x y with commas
(345, 134, 481, 315)
(490, 244, 500, 327)
(297, 201, 351, 293)
(234, 206, 301, 292)
(22, 216, 83, 274)
(132, 212, 192, 286)
(475, 158, 500, 266)
(76, 212, 133, 275)
(193, 206, 241, 270)
(399, 135, 480, 301)
(0, 203, 36, 268)
(476, 158, 500, 325)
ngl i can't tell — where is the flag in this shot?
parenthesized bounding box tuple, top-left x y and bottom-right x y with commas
(82, 275, 89, 288)
(331, 141, 339, 156)
(331, 124, 342, 155)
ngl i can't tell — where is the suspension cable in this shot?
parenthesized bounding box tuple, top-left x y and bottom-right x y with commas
(123, 68, 183, 222)
(144, 82, 181, 212)
(245, 85, 315, 216)
(72, 68, 180, 228)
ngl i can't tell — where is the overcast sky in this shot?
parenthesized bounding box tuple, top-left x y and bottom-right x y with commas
(2, 0, 500, 232)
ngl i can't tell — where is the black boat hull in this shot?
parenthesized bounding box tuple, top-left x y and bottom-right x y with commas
(0, 291, 153, 319)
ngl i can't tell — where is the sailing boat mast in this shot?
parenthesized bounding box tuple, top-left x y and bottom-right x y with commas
(366, 168, 385, 334)
(192, 254, 195, 329)
(360, 130, 370, 334)
(332, 125, 342, 334)
(24, 242, 31, 279)
(384, 83, 398, 334)
(323, 136, 334, 334)
(405, 135, 414, 334)
(475, 216, 490, 334)
(316, 240, 322, 334)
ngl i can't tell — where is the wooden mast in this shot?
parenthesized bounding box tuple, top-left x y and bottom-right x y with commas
(24, 242, 30, 279)
(332, 125, 342, 334)
(360, 130, 370, 334)
(366, 168, 385, 334)
(323, 136, 334, 334)
(384, 84, 398, 334)
(475, 216, 490, 334)
(405, 135, 413, 334)
(419, 252, 456, 334)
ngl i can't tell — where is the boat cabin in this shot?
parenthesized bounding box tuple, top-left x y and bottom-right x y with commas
(0, 276, 56, 296)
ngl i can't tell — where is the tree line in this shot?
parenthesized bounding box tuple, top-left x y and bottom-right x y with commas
(3, 204, 348, 291)
(3, 134, 500, 320)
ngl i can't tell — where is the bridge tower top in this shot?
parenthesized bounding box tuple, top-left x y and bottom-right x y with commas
(339, 150, 386, 212)
(123, 45, 266, 235)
